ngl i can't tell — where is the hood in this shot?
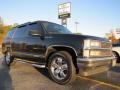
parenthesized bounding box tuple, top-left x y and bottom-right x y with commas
(48, 34, 108, 42)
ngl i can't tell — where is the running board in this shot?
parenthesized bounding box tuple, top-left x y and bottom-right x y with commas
(15, 58, 46, 68)
(32, 64, 45, 68)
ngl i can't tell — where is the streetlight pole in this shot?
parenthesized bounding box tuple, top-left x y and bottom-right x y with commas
(75, 22, 79, 33)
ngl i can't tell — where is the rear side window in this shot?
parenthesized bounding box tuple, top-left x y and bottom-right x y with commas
(14, 26, 28, 38)
(6, 29, 16, 38)
(13, 23, 43, 38)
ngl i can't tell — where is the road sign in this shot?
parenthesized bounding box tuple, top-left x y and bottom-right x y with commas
(58, 2, 71, 19)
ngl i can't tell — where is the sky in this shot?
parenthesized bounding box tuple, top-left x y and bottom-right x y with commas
(0, 0, 120, 37)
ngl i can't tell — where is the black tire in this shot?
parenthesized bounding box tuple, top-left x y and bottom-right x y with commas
(4, 51, 14, 66)
(113, 51, 120, 63)
(48, 51, 76, 85)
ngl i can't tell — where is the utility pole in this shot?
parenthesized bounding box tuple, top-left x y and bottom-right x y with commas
(75, 22, 79, 33)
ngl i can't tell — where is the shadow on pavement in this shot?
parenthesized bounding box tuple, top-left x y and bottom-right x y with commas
(0, 59, 14, 90)
(34, 67, 53, 81)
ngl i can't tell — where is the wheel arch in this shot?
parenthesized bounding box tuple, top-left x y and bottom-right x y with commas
(45, 45, 78, 72)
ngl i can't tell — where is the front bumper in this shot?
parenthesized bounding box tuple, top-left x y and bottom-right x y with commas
(77, 56, 116, 76)
(77, 56, 115, 67)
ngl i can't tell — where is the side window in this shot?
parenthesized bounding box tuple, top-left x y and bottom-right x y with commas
(6, 29, 15, 38)
(26, 23, 43, 36)
(14, 26, 28, 38)
(42, 22, 58, 34)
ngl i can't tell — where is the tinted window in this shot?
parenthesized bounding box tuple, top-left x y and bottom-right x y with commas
(42, 22, 72, 34)
(6, 29, 16, 38)
(14, 26, 27, 38)
(113, 42, 120, 47)
(26, 23, 43, 36)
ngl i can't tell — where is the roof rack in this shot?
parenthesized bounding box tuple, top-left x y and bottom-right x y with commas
(17, 22, 31, 28)
(13, 22, 31, 28)
(13, 20, 53, 28)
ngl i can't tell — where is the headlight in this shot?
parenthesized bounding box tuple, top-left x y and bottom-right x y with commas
(83, 39, 101, 57)
(84, 39, 101, 48)
(83, 50, 90, 57)
(83, 39, 111, 58)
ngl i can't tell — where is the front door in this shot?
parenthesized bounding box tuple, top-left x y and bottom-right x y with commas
(24, 22, 46, 64)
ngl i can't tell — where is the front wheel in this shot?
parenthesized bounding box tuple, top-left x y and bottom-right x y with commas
(48, 51, 76, 85)
(4, 51, 14, 66)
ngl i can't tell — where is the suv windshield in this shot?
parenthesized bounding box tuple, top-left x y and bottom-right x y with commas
(42, 22, 72, 34)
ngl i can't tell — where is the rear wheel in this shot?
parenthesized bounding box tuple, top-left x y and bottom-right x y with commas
(48, 51, 76, 85)
(4, 51, 14, 66)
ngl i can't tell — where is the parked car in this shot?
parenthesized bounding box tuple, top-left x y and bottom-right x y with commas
(112, 42, 120, 63)
(2, 21, 115, 84)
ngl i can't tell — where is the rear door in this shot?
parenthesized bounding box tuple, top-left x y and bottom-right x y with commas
(12, 25, 28, 57)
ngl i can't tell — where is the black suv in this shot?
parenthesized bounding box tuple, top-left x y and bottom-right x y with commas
(2, 21, 115, 84)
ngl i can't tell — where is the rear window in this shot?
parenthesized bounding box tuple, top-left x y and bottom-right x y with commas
(6, 29, 16, 38)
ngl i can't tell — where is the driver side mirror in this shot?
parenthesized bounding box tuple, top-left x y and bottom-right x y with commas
(29, 30, 42, 36)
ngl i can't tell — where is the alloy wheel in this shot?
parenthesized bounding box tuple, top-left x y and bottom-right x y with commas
(50, 57, 68, 80)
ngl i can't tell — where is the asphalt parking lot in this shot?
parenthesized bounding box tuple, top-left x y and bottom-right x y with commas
(0, 55, 120, 90)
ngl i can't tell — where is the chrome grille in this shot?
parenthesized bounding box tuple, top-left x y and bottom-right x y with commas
(101, 50, 111, 56)
(101, 42, 111, 48)
(89, 50, 112, 57)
